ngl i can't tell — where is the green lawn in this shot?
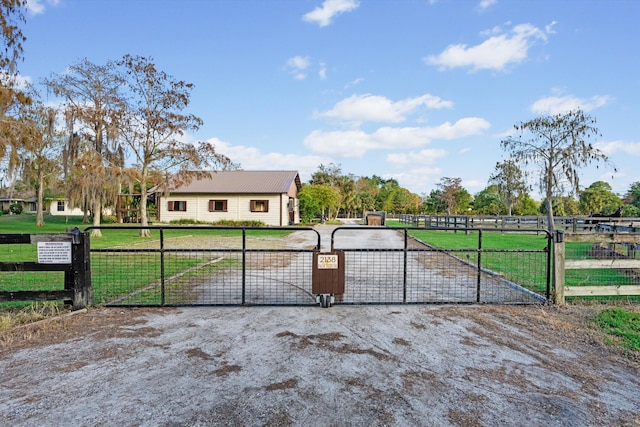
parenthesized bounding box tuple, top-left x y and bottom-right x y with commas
(594, 307, 640, 351)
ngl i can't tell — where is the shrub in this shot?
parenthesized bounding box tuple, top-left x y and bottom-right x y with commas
(169, 218, 209, 225)
(213, 219, 265, 227)
(9, 203, 23, 215)
(168, 218, 266, 227)
(101, 215, 117, 224)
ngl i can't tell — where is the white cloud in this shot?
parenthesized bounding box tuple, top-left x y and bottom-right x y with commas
(386, 148, 449, 166)
(319, 93, 454, 124)
(208, 138, 330, 182)
(595, 140, 640, 157)
(344, 77, 364, 89)
(0, 72, 32, 89)
(530, 94, 612, 115)
(424, 22, 552, 72)
(302, 0, 360, 27)
(304, 117, 490, 157)
(25, 0, 60, 15)
(318, 62, 327, 80)
(477, 0, 497, 12)
(383, 168, 443, 196)
(285, 56, 310, 80)
(463, 179, 488, 193)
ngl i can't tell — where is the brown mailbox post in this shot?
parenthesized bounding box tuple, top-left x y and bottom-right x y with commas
(312, 251, 345, 308)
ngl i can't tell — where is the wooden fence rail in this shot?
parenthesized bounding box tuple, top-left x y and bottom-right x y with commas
(0, 233, 91, 309)
(398, 214, 640, 233)
(554, 231, 640, 304)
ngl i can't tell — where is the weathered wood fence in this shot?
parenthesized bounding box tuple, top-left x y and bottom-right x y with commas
(554, 231, 640, 304)
(0, 233, 91, 309)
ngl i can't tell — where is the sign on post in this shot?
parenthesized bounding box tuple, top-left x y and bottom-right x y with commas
(37, 241, 72, 264)
(312, 251, 345, 295)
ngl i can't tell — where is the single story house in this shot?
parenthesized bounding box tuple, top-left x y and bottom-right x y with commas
(0, 196, 84, 216)
(156, 170, 301, 226)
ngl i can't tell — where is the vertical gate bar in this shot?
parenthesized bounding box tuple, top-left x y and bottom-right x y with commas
(547, 231, 553, 301)
(476, 229, 482, 303)
(403, 229, 407, 304)
(160, 228, 165, 306)
(242, 228, 246, 305)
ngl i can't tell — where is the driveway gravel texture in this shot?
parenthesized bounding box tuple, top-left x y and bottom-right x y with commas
(1, 304, 639, 427)
(1, 223, 639, 426)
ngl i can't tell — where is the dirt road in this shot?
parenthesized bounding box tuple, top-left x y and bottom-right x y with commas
(1, 304, 639, 427)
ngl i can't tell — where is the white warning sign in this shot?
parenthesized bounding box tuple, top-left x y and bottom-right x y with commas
(318, 254, 338, 270)
(37, 241, 72, 264)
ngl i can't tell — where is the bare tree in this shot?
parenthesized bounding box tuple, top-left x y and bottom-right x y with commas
(118, 55, 233, 237)
(501, 110, 611, 231)
(488, 159, 529, 216)
(44, 59, 126, 236)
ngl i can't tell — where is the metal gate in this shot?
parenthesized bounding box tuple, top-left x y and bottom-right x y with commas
(329, 227, 551, 304)
(89, 226, 320, 306)
(88, 225, 551, 307)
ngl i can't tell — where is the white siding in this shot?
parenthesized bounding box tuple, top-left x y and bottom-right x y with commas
(47, 201, 85, 216)
(159, 193, 286, 226)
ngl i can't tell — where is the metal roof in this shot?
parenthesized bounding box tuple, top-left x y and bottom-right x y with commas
(169, 170, 301, 194)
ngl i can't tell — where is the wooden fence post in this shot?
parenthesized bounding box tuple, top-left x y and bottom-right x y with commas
(70, 233, 92, 309)
(554, 230, 565, 305)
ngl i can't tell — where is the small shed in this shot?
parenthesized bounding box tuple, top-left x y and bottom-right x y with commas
(364, 211, 386, 226)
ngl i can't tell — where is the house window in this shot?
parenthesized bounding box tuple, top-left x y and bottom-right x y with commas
(250, 200, 269, 213)
(168, 201, 187, 211)
(209, 200, 227, 212)
(57, 201, 65, 212)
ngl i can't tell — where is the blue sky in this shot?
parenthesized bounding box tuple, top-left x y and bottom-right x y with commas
(19, 0, 640, 199)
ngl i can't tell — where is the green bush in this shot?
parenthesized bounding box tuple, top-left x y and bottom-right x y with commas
(169, 218, 209, 225)
(213, 219, 265, 227)
(101, 215, 118, 224)
(168, 218, 266, 227)
(9, 203, 23, 215)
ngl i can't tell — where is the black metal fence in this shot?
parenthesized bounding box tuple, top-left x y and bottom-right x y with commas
(87, 225, 551, 307)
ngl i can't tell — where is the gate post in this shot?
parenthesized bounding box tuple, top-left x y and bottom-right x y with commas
(554, 230, 565, 305)
(70, 232, 92, 309)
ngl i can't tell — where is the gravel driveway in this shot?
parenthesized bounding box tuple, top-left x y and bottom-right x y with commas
(1, 304, 639, 427)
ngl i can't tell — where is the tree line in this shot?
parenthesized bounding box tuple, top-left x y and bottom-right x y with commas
(299, 162, 640, 223)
